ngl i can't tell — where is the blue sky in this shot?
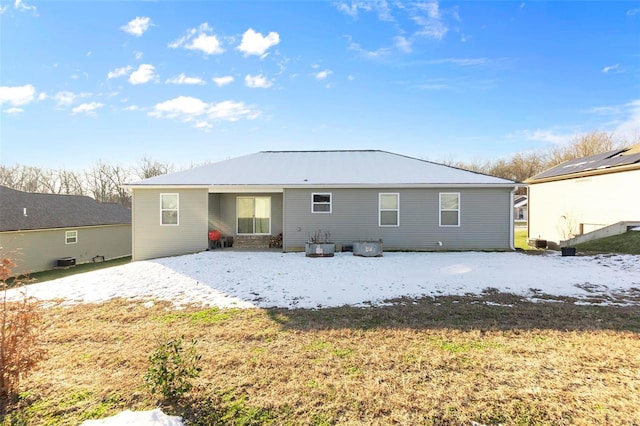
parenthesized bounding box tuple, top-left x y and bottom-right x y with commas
(1, 1, 638, 170)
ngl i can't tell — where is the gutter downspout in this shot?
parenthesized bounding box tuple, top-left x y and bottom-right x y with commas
(131, 189, 137, 261)
(510, 185, 518, 250)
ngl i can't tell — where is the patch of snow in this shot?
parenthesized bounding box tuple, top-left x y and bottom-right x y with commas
(80, 409, 183, 426)
(7, 251, 640, 308)
(631, 226, 640, 231)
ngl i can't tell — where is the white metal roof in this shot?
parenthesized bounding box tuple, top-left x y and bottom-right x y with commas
(126, 150, 517, 187)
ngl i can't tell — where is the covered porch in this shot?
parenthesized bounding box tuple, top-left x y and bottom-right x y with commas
(207, 190, 284, 250)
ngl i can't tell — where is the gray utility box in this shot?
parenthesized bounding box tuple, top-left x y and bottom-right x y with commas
(353, 240, 383, 257)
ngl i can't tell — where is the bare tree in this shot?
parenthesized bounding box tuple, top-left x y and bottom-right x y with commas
(85, 161, 118, 203)
(57, 169, 85, 195)
(108, 164, 133, 207)
(134, 157, 173, 180)
(547, 131, 618, 167)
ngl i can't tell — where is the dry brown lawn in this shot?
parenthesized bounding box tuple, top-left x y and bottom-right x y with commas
(3, 293, 640, 425)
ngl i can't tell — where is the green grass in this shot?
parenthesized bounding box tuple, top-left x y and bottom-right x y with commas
(12, 256, 131, 285)
(514, 229, 530, 250)
(574, 231, 640, 255)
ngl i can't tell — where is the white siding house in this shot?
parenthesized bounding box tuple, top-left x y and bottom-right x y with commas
(526, 144, 640, 248)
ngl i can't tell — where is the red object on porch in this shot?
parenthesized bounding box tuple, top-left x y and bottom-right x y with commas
(208, 230, 221, 241)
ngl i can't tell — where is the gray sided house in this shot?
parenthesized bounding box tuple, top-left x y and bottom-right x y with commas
(0, 186, 132, 276)
(124, 151, 519, 261)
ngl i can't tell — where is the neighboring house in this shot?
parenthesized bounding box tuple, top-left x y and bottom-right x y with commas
(0, 186, 132, 276)
(526, 144, 640, 247)
(514, 195, 528, 221)
(124, 150, 519, 261)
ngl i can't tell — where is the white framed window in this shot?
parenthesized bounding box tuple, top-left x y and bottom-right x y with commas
(65, 230, 77, 244)
(379, 193, 399, 226)
(160, 193, 179, 226)
(312, 193, 332, 213)
(440, 192, 460, 227)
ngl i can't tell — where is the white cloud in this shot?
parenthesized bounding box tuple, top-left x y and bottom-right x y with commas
(134, 51, 144, 60)
(394, 35, 412, 53)
(602, 64, 620, 73)
(611, 100, 640, 141)
(0, 84, 36, 106)
(520, 129, 576, 145)
(209, 100, 261, 121)
(627, 8, 640, 16)
(150, 96, 208, 118)
(14, 0, 36, 13)
(52, 91, 79, 107)
(0, 4, 10, 14)
(335, 0, 394, 22)
(165, 73, 205, 85)
(314, 70, 332, 80)
(123, 105, 140, 111)
(4, 107, 24, 114)
(194, 121, 213, 129)
(427, 58, 487, 66)
(148, 95, 260, 128)
(348, 75, 355, 81)
(129, 64, 157, 85)
(169, 23, 224, 56)
(514, 100, 640, 148)
(237, 28, 280, 57)
(37, 92, 47, 101)
(107, 65, 133, 79)
(245, 74, 273, 88)
(348, 41, 392, 59)
(410, 2, 448, 40)
(213, 76, 234, 87)
(121, 16, 152, 36)
(72, 102, 104, 115)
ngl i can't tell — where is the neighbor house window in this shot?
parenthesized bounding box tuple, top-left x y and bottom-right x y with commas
(65, 230, 77, 244)
(160, 193, 179, 225)
(440, 192, 460, 227)
(312, 193, 332, 213)
(379, 193, 399, 226)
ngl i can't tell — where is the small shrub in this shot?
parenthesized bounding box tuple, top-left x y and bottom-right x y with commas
(144, 335, 202, 400)
(0, 257, 46, 407)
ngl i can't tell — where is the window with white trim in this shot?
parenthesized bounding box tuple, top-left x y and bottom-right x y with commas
(160, 193, 179, 225)
(379, 193, 399, 226)
(439, 192, 460, 227)
(312, 193, 332, 213)
(65, 230, 77, 244)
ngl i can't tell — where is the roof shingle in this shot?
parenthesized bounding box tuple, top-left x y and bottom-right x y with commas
(0, 186, 131, 232)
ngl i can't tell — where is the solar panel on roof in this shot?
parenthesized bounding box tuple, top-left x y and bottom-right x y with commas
(530, 148, 640, 180)
(598, 152, 640, 168)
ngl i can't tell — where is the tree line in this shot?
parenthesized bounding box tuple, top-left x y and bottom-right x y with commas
(0, 131, 635, 206)
(446, 131, 630, 185)
(0, 158, 174, 208)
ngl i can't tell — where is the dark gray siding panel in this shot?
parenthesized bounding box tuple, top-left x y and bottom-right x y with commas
(283, 188, 512, 250)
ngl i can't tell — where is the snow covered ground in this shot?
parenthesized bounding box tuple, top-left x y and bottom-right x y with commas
(80, 409, 182, 426)
(9, 250, 639, 426)
(8, 250, 640, 308)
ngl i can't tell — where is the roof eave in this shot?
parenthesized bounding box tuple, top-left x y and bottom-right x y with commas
(127, 182, 520, 190)
(526, 162, 640, 184)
